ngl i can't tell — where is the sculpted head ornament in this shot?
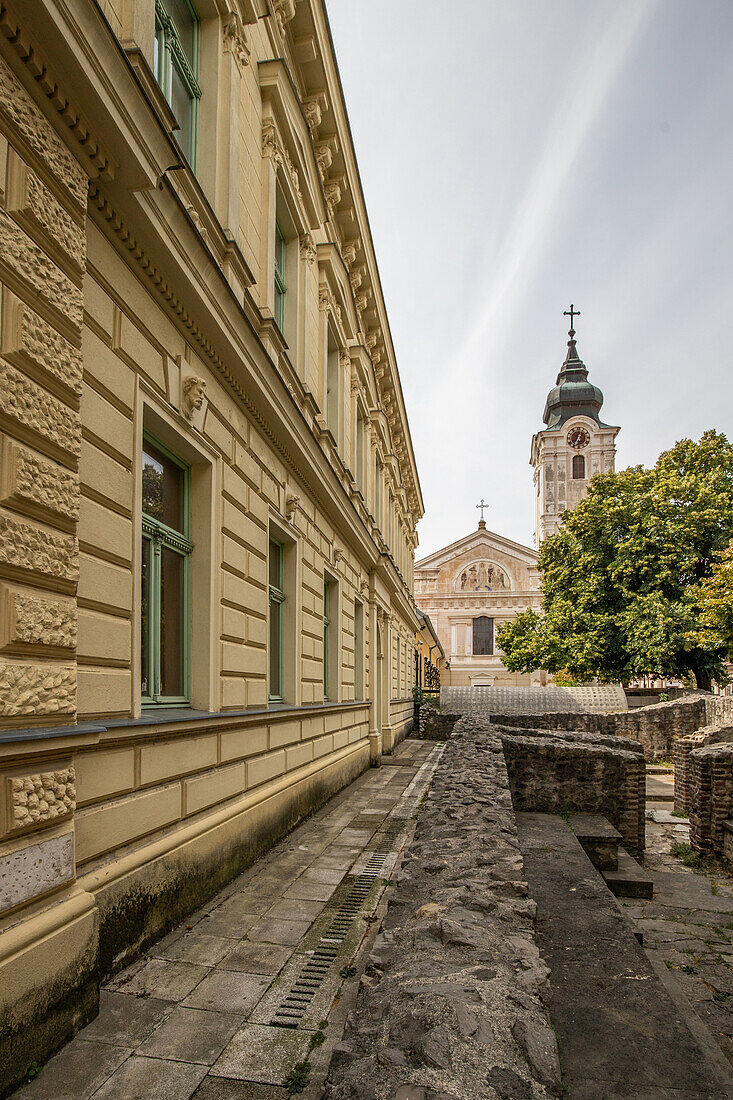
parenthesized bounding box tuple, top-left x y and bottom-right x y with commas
(183, 375, 207, 419)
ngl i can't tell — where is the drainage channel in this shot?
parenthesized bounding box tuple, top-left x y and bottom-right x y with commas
(254, 743, 446, 1032)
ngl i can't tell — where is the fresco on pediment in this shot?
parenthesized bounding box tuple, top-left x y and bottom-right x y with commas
(455, 561, 509, 592)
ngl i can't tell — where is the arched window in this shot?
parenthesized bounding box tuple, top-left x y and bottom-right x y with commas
(472, 616, 493, 656)
(572, 454, 585, 480)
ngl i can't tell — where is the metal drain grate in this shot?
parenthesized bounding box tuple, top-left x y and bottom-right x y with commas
(269, 867, 389, 1028)
(265, 773, 445, 1030)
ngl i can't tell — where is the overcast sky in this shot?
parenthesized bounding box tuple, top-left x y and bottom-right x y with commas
(327, 0, 733, 558)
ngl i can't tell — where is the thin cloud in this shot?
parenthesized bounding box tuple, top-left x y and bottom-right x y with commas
(452, 0, 661, 380)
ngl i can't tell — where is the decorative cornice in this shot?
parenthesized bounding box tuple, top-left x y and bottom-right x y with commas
(0, 6, 116, 179)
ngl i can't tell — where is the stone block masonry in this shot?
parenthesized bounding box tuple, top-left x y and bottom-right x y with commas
(325, 716, 562, 1100)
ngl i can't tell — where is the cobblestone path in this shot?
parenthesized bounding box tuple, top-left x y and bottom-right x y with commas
(622, 765, 733, 1070)
(17, 739, 441, 1100)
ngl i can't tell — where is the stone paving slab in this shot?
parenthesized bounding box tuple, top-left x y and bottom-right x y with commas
(622, 800, 733, 1070)
(517, 811, 733, 1098)
(15, 739, 439, 1100)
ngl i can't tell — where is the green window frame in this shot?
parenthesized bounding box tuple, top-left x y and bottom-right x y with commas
(274, 221, 286, 330)
(154, 0, 201, 169)
(141, 434, 192, 706)
(323, 579, 331, 701)
(269, 537, 285, 702)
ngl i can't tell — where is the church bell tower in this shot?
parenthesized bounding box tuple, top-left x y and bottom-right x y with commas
(530, 307, 620, 547)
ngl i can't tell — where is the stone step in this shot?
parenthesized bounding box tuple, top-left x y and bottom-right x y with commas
(603, 847, 654, 899)
(568, 812, 621, 871)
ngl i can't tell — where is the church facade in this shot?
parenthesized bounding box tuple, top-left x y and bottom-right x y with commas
(414, 520, 544, 687)
(416, 310, 618, 686)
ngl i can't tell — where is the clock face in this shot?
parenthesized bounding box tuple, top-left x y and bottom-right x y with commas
(567, 426, 590, 450)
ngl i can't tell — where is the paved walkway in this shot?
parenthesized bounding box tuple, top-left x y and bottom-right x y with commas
(621, 765, 733, 1071)
(17, 739, 441, 1100)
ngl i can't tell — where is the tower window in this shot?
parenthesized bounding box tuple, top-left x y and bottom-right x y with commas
(572, 454, 586, 480)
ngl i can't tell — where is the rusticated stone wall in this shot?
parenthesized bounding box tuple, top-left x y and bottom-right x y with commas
(498, 726, 646, 857)
(0, 52, 86, 726)
(325, 716, 561, 1100)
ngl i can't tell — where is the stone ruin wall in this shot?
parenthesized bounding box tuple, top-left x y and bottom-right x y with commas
(498, 727, 646, 857)
(687, 743, 733, 859)
(485, 694, 733, 761)
(326, 715, 647, 1099)
(325, 716, 562, 1100)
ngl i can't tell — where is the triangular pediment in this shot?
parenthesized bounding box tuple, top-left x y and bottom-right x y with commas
(415, 526, 538, 573)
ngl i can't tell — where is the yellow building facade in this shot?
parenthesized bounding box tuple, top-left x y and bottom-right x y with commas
(0, 1, 422, 1085)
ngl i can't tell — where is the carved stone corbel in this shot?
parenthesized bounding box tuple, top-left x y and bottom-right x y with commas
(299, 233, 316, 265)
(303, 98, 322, 132)
(273, 0, 296, 35)
(315, 142, 332, 178)
(342, 240, 359, 267)
(324, 179, 342, 216)
(223, 11, 250, 70)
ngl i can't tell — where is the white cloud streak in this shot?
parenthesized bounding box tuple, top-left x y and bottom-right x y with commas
(450, 0, 661, 380)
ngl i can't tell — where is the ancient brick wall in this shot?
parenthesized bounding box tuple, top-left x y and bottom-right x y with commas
(688, 743, 733, 858)
(675, 724, 733, 815)
(489, 695, 709, 761)
(499, 729, 646, 856)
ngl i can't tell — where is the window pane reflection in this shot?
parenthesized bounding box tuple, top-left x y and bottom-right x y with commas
(269, 598, 281, 699)
(141, 537, 151, 697)
(160, 546, 185, 698)
(143, 441, 184, 531)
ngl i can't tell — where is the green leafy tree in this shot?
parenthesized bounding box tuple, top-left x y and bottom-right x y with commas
(498, 431, 733, 689)
(689, 537, 733, 659)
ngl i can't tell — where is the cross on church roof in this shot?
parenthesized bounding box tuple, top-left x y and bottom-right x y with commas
(476, 498, 488, 525)
(564, 303, 580, 338)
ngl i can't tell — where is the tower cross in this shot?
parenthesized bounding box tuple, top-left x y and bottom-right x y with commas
(564, 303, 580, 337)
(476, 498, 488, 523)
